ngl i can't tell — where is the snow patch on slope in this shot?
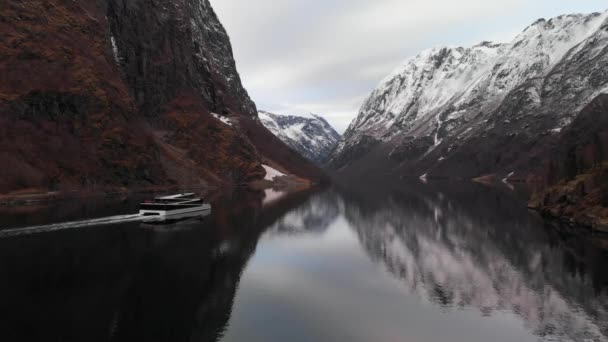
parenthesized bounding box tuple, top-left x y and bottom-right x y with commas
(284, 123, 306, 141)
(262, 164, 286, 181)
(211, 113, 232, 126)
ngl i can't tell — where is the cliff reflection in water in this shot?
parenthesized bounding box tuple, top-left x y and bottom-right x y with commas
(0, 183, 607, 342)
(0, 190, 318, 342)
(339, 182, 608, 341)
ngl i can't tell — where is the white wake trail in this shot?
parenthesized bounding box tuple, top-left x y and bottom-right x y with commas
(0, 214, 147, 238)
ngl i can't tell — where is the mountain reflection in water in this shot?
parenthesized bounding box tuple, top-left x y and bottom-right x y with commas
(341, 182, 608, 341)
(0, 183, 606, 342)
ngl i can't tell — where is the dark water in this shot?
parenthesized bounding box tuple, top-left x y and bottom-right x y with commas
(0, 182, 607, 342)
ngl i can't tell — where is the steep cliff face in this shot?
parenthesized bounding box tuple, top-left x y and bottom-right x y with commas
(0, 0, 324, 193)
(107, 0, 257, 118)
(529, 94, 608, 230)
(330, 12, 608, 182)
(1, 0, 167, 192)
(259, 111, 340, 164)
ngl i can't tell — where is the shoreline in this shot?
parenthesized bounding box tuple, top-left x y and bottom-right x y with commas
(529, 206, 608, 234)
(528, 165, 608, 234)
(0, 185, 215, 207)
(0, 176, 321, 207)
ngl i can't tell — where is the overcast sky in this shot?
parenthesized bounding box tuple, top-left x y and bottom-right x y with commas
(210, 0, 607, 133)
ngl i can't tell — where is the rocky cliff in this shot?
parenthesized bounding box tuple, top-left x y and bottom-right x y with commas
(329, 12, 608, 183)
(0, 0, 324, 194)
(529, 94, 608, 231)
(259, 111, 340, 164)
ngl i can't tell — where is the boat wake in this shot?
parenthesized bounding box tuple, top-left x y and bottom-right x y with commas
(0, 214, 147, 238)
(0, 193, 213, 238)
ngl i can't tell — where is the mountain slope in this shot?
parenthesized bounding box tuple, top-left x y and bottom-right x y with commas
(0, 0, 324, 193)
(329, 11, 608, 182)
(259, 111, 340, 164)
(529, 94, 608, 230)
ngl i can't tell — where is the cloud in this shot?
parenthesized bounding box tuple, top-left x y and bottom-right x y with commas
(210, 0, 607, 133)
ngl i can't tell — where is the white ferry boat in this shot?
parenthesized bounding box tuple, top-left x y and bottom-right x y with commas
(139, 193, 211, 218)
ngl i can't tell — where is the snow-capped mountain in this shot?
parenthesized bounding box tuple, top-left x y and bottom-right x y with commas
(259, 111, 341, 164)
(330, 11, 608, 181)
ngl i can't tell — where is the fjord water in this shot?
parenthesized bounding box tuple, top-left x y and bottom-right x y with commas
(0, 183, 607, 342)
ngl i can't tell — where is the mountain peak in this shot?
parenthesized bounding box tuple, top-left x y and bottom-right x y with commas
(259, 111, 340, 165)
(330, 10, 608, 179)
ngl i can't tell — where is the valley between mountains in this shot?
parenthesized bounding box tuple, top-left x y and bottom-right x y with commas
(1, 1, 607, 230)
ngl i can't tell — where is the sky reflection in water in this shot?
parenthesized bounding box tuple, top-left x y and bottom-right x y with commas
(224, 184, 608, 342)
(0, 182, 606, 342)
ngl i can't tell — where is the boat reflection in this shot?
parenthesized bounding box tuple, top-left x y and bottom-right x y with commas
(140, 209, 212, 230)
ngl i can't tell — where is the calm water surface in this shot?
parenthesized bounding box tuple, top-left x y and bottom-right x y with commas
(0, 182, 607, 342)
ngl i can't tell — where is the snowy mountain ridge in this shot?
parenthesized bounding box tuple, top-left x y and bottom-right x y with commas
(259, 111, 341, 164)
(330, 10, 608, 180)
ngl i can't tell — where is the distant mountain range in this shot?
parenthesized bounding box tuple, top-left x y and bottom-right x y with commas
(329, 11, 608, 185)
(259, 111, 340, 164)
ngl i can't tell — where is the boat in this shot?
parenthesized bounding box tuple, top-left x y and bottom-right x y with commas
(140, 209, 212, 230)
(139, 193, 211, 218)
